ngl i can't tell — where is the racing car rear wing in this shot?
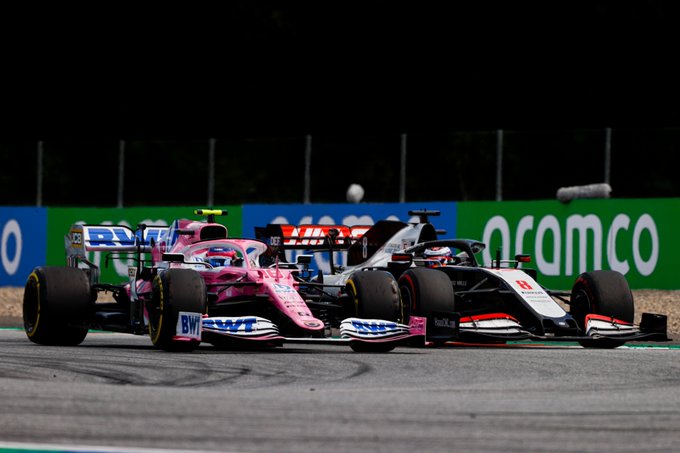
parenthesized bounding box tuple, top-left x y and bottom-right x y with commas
(66, 223, 169, 262)
(254, 224, 371, 250)
(256, 220, 418, 268)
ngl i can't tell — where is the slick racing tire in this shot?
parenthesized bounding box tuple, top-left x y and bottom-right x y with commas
(570, 270, 634, 349)
(398, 267, 455, 320)
(149, 268, 207, 352)
(23, 266, 92, 346)
(399, 267, 455, 347)
(346, 270, 402, 322)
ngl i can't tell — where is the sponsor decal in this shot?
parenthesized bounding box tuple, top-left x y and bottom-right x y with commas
(340, 318, 411, 339)
(1, 220, 22, 276)
(203, 317, 258, 332)
(84, 226, 167, 248)
(409, 316, 426, 334)
(433, 317, 456, 328)
(273, 283, 295, 293)
(515, 279, 533, 290)
(491, 269, 566, 317)
(279, 225, 366, 246)
(70, 229, 83, 247)
(482, 212, 659, 277)
(279, 294, 303, 302)
(70, 220, 169, 281)
(384, 242, 406, 254)
(351, 320, 397, 333)
(0, 208, 46, 285)
(282, 299, 306, 309)
(177, 312, 202, 340)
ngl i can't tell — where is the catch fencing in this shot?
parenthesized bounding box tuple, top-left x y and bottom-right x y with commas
(2, 127, 679, 207)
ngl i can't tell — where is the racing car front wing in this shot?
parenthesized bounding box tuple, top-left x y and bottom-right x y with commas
(172, 310, 669, 349)
(195, 315, 427, 350)
(452, 312, 669, 346)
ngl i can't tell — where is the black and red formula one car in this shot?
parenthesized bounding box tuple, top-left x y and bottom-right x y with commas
(256, 210, 670, 348)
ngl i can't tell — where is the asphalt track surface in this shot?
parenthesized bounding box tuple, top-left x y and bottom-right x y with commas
(1, 329, 680, 453)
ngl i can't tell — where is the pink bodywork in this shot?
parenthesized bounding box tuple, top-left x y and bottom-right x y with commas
(144, 219, 325, 333)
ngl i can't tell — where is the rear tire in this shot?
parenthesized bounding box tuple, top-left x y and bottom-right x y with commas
(570, 270, 634, 348)
(148, 268, 207, 352)
(23, 267, 92, 346)
(346, 270, 402, 322)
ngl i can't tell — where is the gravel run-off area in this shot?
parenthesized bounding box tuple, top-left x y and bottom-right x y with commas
(2, 287, 679, 335)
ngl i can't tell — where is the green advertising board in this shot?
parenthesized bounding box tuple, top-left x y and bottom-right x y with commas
(457, 199, 679, 290)
(47, 206, 243, 284)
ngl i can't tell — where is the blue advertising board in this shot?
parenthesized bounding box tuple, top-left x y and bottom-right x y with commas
(243, 202, 456, 273)
(0, 207, 47, 286)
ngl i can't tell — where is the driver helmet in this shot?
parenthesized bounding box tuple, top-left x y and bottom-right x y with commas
(206, 246, 238, 267)
(423, 246, 453, 267)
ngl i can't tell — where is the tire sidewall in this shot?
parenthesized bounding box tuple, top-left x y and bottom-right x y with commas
(398, 267, 455, 320)
(570, 270, 634, 330)
(23, 266, 92, 345)
(149, 268, 207, 351)
(346, 270, 402, 322)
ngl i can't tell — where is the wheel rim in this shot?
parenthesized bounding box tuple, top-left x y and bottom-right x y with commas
(149, 275, 165, 344)
(570, 288, 591, 329)
(346, 279, 360, 317)
(399, 283, 414, 320)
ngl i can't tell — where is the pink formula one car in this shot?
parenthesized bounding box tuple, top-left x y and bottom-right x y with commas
(22, 210, 422, 352)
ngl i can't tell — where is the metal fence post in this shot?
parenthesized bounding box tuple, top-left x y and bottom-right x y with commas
(400, 133, 407, 202)
(496, 129, 503, 201)
(117, 140, 125, 208)
(304, 134, 312, 204)
(36, 141, 43, 207)
(208, 138, 215, 207)
(604, 128, 611, 185)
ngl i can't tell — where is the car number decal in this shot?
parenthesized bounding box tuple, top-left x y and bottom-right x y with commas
(490, 269, 567, 318)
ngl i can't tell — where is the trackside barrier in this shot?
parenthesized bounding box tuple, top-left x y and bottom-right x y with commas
(0, 208, 47, 286)
(1, 199, 679, 289)
(457, 198, 679, 289)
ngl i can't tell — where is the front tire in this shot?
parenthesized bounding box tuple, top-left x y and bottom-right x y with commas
(398, 267, 455, 320)
(346, 270, 402, 322)
(23, 266, 92, 346)
(345, 270, 402, 353)
(148, 268, 207, 352)
(399, 267, 455, 346)
(570, 270, 634, 348)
